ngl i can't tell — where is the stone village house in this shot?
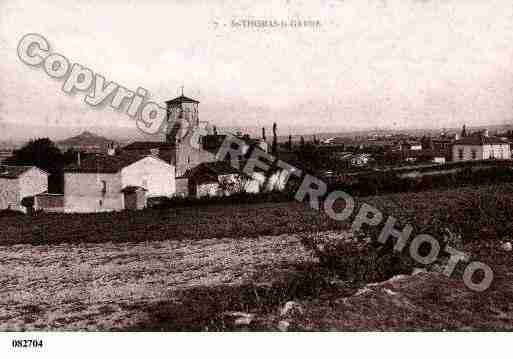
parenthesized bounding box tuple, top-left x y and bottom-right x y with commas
(61, 153, 175, 213)
(0, 165, 48, 212)
(452, 133, 511, 162)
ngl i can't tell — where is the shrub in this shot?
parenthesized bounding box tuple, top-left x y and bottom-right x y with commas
(300, 230, 413, 284)
(147, 190, 293, 209)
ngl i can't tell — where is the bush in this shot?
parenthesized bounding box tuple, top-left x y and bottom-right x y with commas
(300, 230, 413, 284)
(147, 190, 293, 209)
(0, 209, 25, 218)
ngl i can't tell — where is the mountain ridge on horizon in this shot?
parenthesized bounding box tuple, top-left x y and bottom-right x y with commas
(0, 121, 512, 147)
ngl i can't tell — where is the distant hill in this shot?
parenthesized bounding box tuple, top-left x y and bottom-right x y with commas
(56, 131, 117, 153)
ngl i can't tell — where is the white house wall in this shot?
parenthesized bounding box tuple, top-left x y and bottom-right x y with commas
(453, 143, 511, 162)
(121, 157, 175, 197)
(18, 167, 48, 200)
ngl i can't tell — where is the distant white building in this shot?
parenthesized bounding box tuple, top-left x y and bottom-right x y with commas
(0, 165, 48, 212)
(338, 152, 372, 167)
(402, 141, 422, 151)
(452, 135, 511, 162)
(186, 161, 289, 198)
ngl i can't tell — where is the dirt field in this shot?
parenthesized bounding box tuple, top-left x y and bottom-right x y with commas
(2, 183, 513, 331)
(0, 234, 312, 330)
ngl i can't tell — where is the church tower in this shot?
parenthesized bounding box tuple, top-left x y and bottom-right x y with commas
(165, 91, 200, 145)
(164, 91, 217, 177)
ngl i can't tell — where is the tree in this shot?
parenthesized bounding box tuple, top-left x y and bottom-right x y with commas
(288, 135, 292, 150)
(218, 173, 252, 195)
(461, 124, 467, 138)
(272, 122, 278, 154)
(4, 138, 76, 193)
(5, 138, 63, 173)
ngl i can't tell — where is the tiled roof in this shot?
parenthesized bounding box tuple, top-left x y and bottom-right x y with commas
(65, 153, 165, 173)
(122, 141, 174, 151)
(453, 135, 511, 146)
(0, 165, 37, 179)
(121, 186, 147, 193)
(202, 135, 226, 150)
(165, 95, 200, 104)
(185, 161, 244, 180)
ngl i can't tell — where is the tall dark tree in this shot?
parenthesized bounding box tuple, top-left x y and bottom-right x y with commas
(262, 127, 266, 141)
(5, 138, 76, 193)
(272, 122, 278, 154)
(300, 136, 305, 148)
(5, 138, 63, 173)
(461, 124, 467, 138)
(288, 134, 292, 150)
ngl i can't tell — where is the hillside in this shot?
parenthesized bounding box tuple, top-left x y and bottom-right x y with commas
(56, 131, 117, 152)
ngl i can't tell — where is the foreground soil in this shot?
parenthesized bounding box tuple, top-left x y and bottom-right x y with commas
(1, 230, 512, 331)
(1, 184, 512, 330)
(0, 234, 311, 330)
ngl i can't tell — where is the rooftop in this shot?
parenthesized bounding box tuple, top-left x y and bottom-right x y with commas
(165, 95, 200, 105)
(453, 135, 510, 146)
(122, 141, 174, 151)
(65, 153, 170, 173)
(0, 165, 40, 179)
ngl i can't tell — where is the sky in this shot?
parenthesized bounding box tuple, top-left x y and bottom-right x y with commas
(1, 0, 513, 140)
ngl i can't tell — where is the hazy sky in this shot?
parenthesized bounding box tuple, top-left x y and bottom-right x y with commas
(1, 0, 513, 139)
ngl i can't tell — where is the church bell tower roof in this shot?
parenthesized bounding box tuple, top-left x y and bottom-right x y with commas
(165, 95, 200, 105)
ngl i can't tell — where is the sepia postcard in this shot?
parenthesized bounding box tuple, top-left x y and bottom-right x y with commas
(1, 0, 512, 357)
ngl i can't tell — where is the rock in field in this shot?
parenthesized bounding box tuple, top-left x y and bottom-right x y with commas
(277, 320, 290, 332)
(500, 242, 512, 252)
(280, 301, 304, 317)
(223, 311, 255, 326)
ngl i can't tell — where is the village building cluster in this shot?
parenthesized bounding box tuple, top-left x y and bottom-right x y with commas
(0, 93, 284, 213)
(0, 92, 512, 213)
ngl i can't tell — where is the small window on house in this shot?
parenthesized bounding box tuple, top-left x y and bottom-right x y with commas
(101, 180, 107, 194)
(458, 149, 464, 160)
(471, 149, 477, 160)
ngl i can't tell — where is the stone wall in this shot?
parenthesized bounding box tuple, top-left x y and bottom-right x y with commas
(0, 178, 19, 210)
(19, 168, 48, 200)
(34, 193, 64, 212)
(64, 172, 123, 213)
(175, 177, 189, 197)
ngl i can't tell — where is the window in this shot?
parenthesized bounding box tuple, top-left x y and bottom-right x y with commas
(458, 148, 464, 160)
(471, 149, 477, 160)
(101, 180, 107, 194)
